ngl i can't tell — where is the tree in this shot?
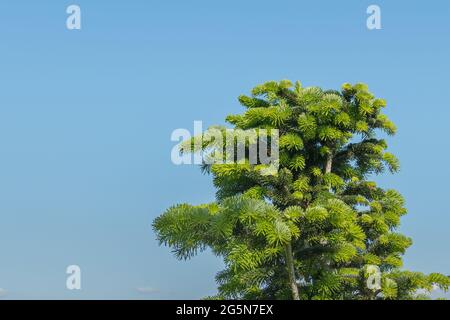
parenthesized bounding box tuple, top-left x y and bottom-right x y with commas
(153, 80, 450, 299)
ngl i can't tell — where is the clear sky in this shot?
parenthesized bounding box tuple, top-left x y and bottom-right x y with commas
(0, 0, 449, 299)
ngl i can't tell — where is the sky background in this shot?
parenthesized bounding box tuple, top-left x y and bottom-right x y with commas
(0, 0, 449, 299)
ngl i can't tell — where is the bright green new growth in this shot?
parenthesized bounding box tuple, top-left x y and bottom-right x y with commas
(153, 80, 449, 299)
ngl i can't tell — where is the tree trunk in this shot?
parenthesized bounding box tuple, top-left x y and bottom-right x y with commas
(285, 242, 300, 300)
(325, 153, 333, 174)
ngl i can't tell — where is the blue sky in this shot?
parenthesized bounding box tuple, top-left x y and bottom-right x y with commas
(0, 0, 449, 299)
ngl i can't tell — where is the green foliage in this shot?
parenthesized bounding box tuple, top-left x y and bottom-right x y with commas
(153, 80, 448, 300)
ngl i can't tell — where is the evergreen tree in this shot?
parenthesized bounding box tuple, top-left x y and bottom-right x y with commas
(153, 80, 449, 300)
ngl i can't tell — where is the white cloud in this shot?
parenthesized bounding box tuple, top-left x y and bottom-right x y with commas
(0, 288, 7, 298)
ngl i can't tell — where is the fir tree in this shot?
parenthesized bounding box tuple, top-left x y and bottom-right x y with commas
(153, 80, 449, 300)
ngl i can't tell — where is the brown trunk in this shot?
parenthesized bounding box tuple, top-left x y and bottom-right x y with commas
(285, 242, 300, 300)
